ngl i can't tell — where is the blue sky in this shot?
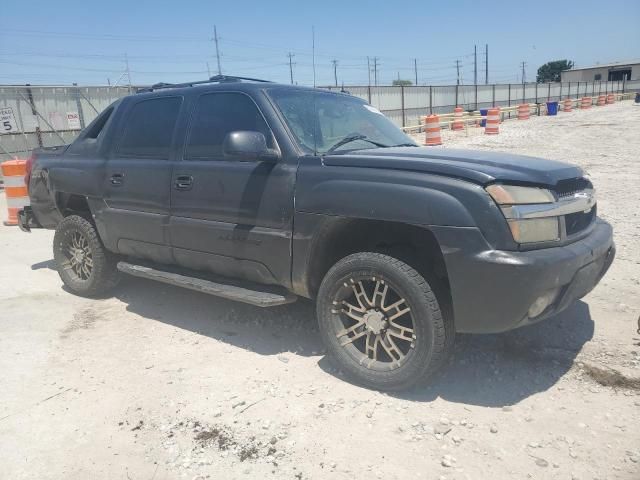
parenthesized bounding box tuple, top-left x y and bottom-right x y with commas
(1, 0, 638, 86)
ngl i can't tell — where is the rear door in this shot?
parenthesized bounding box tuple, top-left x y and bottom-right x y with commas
(99, 95, 183, 263)
(169, 91, 296, 287)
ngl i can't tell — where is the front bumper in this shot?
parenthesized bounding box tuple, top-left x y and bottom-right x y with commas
(432, 220, 615, 333)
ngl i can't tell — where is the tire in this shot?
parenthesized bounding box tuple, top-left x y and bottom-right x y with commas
(53, 215, 119, 297)
(316, 252, 453, 391)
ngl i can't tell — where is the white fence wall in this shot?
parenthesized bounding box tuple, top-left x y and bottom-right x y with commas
(327, 79, 640, 128)
(1, 80, 639, 161)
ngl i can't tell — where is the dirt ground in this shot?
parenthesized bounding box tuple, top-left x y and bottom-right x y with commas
(1, 101, 639, 480)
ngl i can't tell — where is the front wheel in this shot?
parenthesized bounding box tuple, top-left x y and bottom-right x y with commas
(316, 252, 453, 391)
(53, 215, 119, 297)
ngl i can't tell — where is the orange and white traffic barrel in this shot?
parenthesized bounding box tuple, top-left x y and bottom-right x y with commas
(1, 159, 30, 226)
(423, 115, 442, 146)
(606, 94, 615, 104)
(563, 99, 573, 112)
(517, 103, 530, 120)
(485, 108, 500, 135)
(597, 95, 606, 106)
(580, 97, 591, 109)
(452, 107, 464, 131)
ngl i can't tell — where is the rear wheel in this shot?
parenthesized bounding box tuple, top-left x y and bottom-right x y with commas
(53, 215, 119, 297)
(316, 252, 453, 391)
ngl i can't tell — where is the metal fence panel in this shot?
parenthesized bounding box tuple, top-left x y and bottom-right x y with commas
(2, 80, 637, 161)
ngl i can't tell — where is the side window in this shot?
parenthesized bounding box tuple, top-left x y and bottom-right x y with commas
(186, 92, 273, 160)
(118, 96, 182, 159)
(85, 106, 114, 139)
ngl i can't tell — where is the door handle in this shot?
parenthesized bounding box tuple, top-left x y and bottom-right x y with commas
(174, 175, 193, 190)
(110, 173, 124, 186)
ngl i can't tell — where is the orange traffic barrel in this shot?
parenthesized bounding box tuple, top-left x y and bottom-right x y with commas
(597, 95, 606, 106)
(580, 97, 591, 109)
(563, 99, 573, 112)
(606, 94, 615, 104)
(1, 159, 30, 226)
(517, 103, 530, 120)
(423, 115, 442, 146)
(485, 108, 500, 135)
(451, 107, 464, 131)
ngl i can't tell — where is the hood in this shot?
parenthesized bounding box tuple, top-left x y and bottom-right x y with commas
(323, 147, 583, 186)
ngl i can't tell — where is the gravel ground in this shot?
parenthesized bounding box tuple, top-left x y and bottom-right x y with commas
(1, 100, 639, 480)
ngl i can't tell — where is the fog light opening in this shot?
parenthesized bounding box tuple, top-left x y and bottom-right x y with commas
(528, 288, 560, 319)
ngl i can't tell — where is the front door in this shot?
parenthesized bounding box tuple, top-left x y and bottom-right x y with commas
(169, 91, 296, 287)
(100, 95, 183, 263)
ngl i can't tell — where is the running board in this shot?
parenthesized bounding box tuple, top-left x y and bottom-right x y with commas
(117, 262, 297, 307)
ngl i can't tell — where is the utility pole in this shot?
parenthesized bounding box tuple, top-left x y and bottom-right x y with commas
(124, 53, 131, 93)
(485, 44, 489, 84)
(474, 45, 477, 85)
(414, 58, 418, 85)
(521, 61, 527, 84)
(332, 59, 338, 87)
(287, 53, 295, 84)
(455, 59, 461, 85)
(367, 56, 371, 86)
(206, 62, 211, 78)
(312, 26, 316, 87)
(213, 25, 222, 75)
(372, 57, 379, 86)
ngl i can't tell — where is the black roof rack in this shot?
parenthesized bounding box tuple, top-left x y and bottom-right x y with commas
(137, 75, 272, 93)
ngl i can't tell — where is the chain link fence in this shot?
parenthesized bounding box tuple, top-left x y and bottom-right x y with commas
(1, 80, 639, 162)
(326, 79, 640, 128)
(0, 85, 131, 162)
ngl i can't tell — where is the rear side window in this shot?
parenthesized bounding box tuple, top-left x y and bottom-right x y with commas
(85, 106, 113, 139)
(185, 92, 273, 160)
(118, 96, 182, 159)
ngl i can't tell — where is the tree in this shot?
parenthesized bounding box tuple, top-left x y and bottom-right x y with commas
(392, 79, 413, 86)
(537, 60, 574, 83)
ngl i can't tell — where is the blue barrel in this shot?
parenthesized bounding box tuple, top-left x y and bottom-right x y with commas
(546, 101, 559, 115)
(480, 108, 488, 126)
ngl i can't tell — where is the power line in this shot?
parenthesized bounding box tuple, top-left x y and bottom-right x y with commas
(287, 53, 295, 84)
(311, 26, 316, 87)
(372, 57, 379, 86)
(485, 44, 489, 84)
(331, 59, 338, 87)
(213, 25, 222, 75)
(473, 45, 477, 85)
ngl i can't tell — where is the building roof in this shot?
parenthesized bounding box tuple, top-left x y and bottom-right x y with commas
(564, 60, 640, 72)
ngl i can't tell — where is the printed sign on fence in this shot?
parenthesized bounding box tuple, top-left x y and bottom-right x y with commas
(67, 111, 81, 130)
(1, 107, 19, 134)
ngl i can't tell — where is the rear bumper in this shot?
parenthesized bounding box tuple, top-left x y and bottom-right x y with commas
(17, 206, 42, 232)
(432, 220, 615, 333)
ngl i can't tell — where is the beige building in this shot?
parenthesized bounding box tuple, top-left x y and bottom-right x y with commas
(561, 60, 640, 82)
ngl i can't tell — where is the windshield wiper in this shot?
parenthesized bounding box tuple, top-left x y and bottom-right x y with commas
(388, 143, 418, 147)
(325, 134, 390, 154)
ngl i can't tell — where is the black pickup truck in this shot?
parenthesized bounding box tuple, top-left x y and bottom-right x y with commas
(19, 76, 615, 390)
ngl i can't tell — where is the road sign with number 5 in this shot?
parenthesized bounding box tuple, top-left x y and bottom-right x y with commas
(1, 107, 19, 134)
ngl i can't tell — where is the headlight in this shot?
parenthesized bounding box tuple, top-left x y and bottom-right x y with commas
(486, 184, 559, 244)
(486, 184, 555, 204)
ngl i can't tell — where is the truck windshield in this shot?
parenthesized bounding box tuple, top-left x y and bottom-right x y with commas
(268, 88, 416, 154)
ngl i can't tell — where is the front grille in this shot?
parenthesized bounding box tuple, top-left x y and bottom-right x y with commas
(554, 177, 592, 198)
(565, 205, 596, 236)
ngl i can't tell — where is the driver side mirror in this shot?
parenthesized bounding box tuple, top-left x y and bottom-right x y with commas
(222, 131, 280, 162)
